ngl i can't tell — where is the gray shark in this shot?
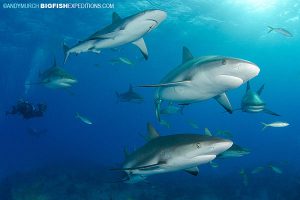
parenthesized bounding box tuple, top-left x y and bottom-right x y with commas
(139, 47, 260, 121)
(240, 82, 279, 116)
(38, 59, 77, 89)
(116, 85, 144, 103)
(63, 10, 167, 63)
(217, 144, 250, 159)
(113, 123, 233, 183)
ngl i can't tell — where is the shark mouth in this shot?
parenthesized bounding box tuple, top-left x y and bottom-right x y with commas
(146, 19, 158, 32)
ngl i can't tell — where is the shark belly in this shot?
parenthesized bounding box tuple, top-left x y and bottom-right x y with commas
(127, 154, 216, 176)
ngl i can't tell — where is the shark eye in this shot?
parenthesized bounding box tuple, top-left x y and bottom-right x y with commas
(196, 143, 201, 149)
(222, 59, 227, 65)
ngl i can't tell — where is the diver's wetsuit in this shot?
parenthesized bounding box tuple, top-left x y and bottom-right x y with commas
(6, 100, 47, 119)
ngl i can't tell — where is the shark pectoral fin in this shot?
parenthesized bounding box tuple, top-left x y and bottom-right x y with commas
(257, 84, 265, 95)
(182, 46, 194, 64)
(147, 123, 160, 140)
(132, 38, 148, 60)
(204, 128, 212, 136)
(184, 167, 199, 176)
(139, 80, 191, 88)
(263, 108, 280, 116)
(112, 12, 122, 23)
(214, 93, 233, 114)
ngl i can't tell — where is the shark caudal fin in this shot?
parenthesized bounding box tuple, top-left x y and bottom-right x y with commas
(63, 43, 70, 64)
(261, 122, 268, 131)
(267, 26, 274, 33)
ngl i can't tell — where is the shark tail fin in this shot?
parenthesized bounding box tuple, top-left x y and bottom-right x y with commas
(63, 43, 70, 64)
(267, 26, 274, 33)
(261, 122, 268, 131)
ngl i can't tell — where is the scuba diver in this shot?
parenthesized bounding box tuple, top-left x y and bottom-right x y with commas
(6, 99, 47, 119)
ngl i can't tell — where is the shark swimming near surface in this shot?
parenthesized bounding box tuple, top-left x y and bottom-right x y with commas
(139, 46, 260, 121)
(240, 82, 279, 116)
(116, 85, 144, 103)
(112, 123, 233, 183)
(63, 10, 167, 63)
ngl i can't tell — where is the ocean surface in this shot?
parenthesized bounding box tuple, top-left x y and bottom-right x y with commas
(1, 0, 300, 199)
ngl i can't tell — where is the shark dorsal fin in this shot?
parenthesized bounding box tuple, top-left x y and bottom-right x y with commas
(123, 147, 130, 158)
(184, 167, 199, 176)
(257, 84, 265, 95)
(204, 128, 212, 136)
(246, 81, 251, 91)
(182, 46, 194, 64)
(147, 123, 160, 140)
(112, 12, 122, 23)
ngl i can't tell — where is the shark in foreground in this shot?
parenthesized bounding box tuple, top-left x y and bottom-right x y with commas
(116, 85, 144, 103)
(63, 10, 167, 63)
(240, 82, 279, 116)
(139, 47, 260, 121)
(112, 123, 233, 183)
(27, 59, 77, 89)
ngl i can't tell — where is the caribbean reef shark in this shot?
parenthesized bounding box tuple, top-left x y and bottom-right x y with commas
(139, 47, 260, 121)
(63, 10, 167, 63)
(240, 82, 279, 116)
(112, 123, 233, 183)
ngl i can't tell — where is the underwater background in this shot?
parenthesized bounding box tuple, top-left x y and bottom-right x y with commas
(1, 0, 300, 199)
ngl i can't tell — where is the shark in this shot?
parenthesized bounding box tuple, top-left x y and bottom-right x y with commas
(39, 60, 77, 88)
(27, 59, 77, 89)
(240, 82, 279, 116)
(112, 123, 233, 183)
(63, 10, 167, 63)
(115, 85, 144, 103)
(139, 47, 260, 121)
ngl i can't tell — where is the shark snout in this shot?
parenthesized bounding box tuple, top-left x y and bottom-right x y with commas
(238, 61, 260, 83)
(212, 139, 233, 155)
(146, 10, 167, 27)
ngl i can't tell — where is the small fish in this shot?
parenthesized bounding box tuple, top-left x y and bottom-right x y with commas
(261, 121, 289, 131)
(210, 161, 219, 168)
(187, 120, 199, 129)
(251, 166, 265, 174)
(269, 164, 282, 174)
(111, 57, 134, 65)
(75, 112, 92, 125)
(216, 130, 233, 138)
(268, 26, 293, 37)
(159, 119, 171, 128)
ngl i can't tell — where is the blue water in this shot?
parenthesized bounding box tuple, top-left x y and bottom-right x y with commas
(1, 0, 300, 199)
